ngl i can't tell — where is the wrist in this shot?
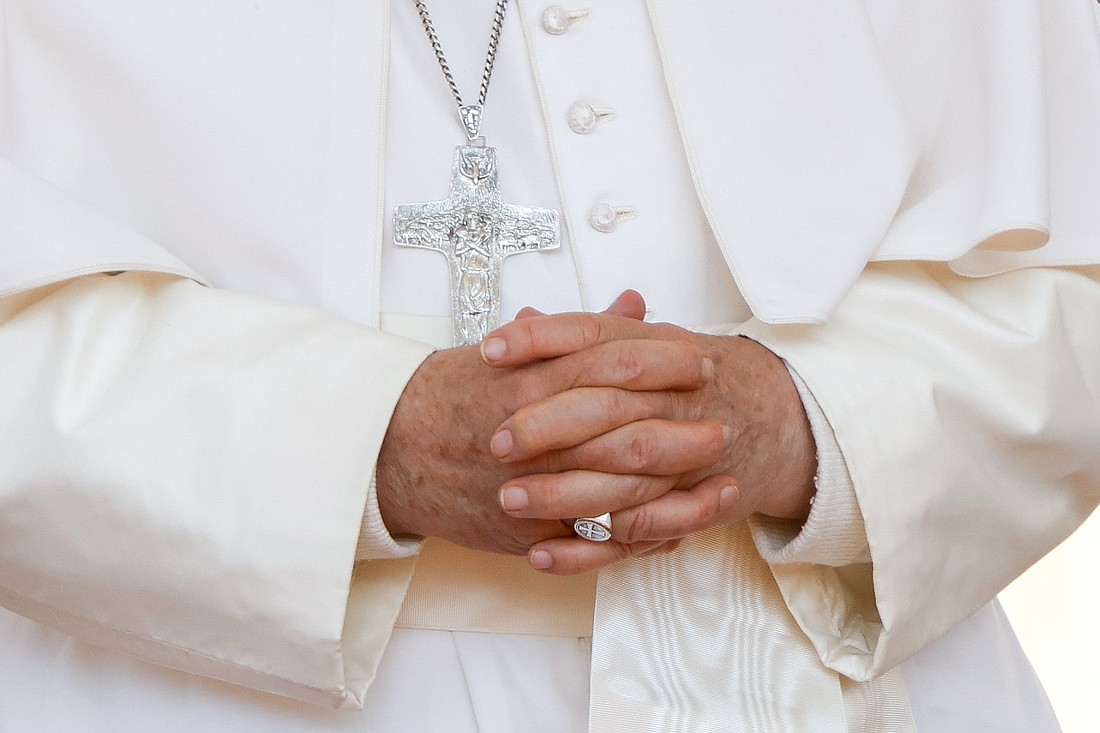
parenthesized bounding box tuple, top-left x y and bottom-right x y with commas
(375, 350, 442, 538)
(711, 335, 817, 522)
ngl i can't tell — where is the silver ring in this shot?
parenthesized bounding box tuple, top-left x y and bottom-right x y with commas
(573, 513, 612, 542)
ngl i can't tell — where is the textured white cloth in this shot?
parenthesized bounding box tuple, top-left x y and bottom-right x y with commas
(0, 598, 1054, 733)
(0, 1, 1098, 731)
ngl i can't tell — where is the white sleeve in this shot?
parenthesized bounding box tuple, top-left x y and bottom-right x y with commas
(356, 473, 423, 561)
(0, 156, 200, 297)
(749, 369, 870, 568)
(0, 272, 434, 708)
(738, 261, 1100, 680)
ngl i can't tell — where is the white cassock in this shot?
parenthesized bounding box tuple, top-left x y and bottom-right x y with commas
(1, 1, 1099, 731)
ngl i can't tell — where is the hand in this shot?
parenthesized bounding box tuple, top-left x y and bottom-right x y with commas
(481, 298, 817, 573)
(503, 291, 733, 567)
(374, 294, 720, 556)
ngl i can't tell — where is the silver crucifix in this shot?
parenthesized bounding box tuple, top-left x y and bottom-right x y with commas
(393, 143, 560, 346)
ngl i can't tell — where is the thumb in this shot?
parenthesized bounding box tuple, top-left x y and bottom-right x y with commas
(514, 306, 546, 320)
(602, 290, 646, 321)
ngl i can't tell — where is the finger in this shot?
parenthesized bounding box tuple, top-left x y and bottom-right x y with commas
(527, 476, 741, 574)
(499, 471, 677, 519)
(602, 290, 646, 320)
(512, 290, 644, 325)
(481, 311, 684, 367)
(494, 388, 678, 461)
(610, 475, 741, 543)
(528, 537, 683, 575)
(528, 538, 669, 575)
(539, 419, 732, 475)
(514, 306, 544, 319)
(552, 338, 713, 391)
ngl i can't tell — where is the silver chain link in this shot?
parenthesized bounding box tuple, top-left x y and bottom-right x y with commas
(414, 0, 509, 110)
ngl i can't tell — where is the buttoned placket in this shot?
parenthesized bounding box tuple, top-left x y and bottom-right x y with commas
(520, 1, 750, 327)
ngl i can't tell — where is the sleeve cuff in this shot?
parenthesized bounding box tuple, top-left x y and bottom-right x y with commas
(355, 471, 423, 561)
(750, 364, 871, 567)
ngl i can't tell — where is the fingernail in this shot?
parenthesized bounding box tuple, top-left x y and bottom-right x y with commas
(530, 550, 553, 570)
(490, 429, 513, 458)
(721, 425, 733, 443)
(500, 485, 528, 511)
(719, 484, 738, 512)
(701, 357, 715, 380)
(481, 337, 507, 363)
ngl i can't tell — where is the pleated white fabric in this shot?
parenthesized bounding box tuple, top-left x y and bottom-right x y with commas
(590, 525, 875, 733)
(0, 599, 1059, 732)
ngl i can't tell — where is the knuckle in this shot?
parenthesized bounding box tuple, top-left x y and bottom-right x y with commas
(580, 313, 605, 348)
(538, 480, 565, 514)
(682, 341, 705, 365)
(690, 495, 717, 527)
(615, 346, 645, 384)
(665, 339, 690, 363)
(662, 390, 684, 420)
(623, 507, 653, 543)
(604, 388, 631, 421)
(518, 319, 539, 352)
(626, 426, 659, 471)
(622, 474, 652, 506)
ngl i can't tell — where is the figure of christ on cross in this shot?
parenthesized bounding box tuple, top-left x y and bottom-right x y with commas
(394, 143, 560, 346)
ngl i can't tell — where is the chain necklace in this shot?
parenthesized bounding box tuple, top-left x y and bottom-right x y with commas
(394, 0, 561, 346)
(413, 0, 506, 139)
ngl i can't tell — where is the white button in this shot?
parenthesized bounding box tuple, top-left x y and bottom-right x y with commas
(588, 203, 636, 233)
(541, 6, 591, 35)
(567, 102, 615, 134)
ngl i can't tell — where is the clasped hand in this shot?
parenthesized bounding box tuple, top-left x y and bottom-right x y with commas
(376, 291, 815, 575)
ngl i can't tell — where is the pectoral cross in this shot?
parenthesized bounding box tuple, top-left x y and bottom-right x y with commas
(394, 143, 560, 346)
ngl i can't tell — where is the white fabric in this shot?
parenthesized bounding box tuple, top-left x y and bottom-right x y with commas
(355, 474, 421, 562)
(382, 0, 749, 326)
(0, 615, 591, 733)
(0, 1, 1096, 731)
(898, 601, 1061, 733)
(750, 368, 871, 568)
(741, 263, 1100, 681)
(0, 599, 1055, 733)
(0, 157, 201, 294)
(0, 265, 1074, 731)
(638, 0, 1100, 322)
(587, 261, 1099, 732)
(0, 274, 433, 707)
(4, 1, 1099, 322)
(0, 0, 389, 325)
